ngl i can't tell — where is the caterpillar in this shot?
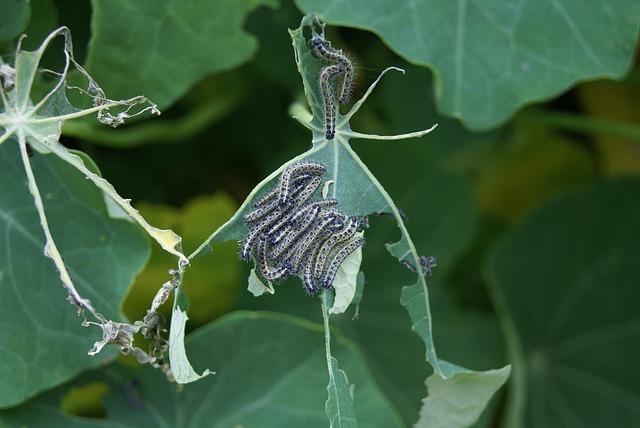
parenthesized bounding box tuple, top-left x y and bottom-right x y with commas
(257, 238, 289, 282)
(271, 204, 321, 259)
(310, 33, 354, 104)
(254, 174, 310, 208)
(287, 210, 339, 272)
(302, 251, 320, 294)
(327, 211, 347, 230)
(293, 175, 323, 205)
(239, 206, 288, 261)
(240, 160, 367, 295)
(321, 237, 365, 289)
(314, 216, 359, 278)
(289, 198, 338, 227)
(244, 198, 280, 223)
(278, 161, 327, 205)
(266, 210, 296, 241)
(401, 255, 437, 276)
(320, 64, 343, 140)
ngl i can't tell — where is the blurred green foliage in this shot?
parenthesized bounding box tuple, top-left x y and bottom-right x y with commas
(1, 0, 639, 426)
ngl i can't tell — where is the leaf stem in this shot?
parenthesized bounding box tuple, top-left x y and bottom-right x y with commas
(0, 126, 16, 145)
(485, 277, 527, 428)
(321, 290, 334, 367)
(17, 131, 104, 322)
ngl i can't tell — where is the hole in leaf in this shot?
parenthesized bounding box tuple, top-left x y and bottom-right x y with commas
(60, 382, 109, 418)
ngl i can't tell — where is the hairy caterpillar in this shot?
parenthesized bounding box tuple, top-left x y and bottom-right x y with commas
(289, 199, 338, 227)
(278, 161, 326, 205)
(239, 206, 288, 261)
(321, 237, 365, 289)
(302, 251, 320, 294)
(271, 205, 321, 259)
(314, 216, 359, 277)
(257, 238, 289, 282)
(240, 160, 368, 295)
(401, 255, 437, 276)
(244, 198, 280, 223)
(293, 175, 323, 205)
(254, 173, 311, 208)
(313, 43, 353, 104)
(310, 22, 354, 104)
(319, 64, 342, 140)
(287, 210, 339, 272)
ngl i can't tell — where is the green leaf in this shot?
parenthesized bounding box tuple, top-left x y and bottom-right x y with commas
(0, 0, 30, 42)
(0, 145, 149, 408)
(86, 0, 279, 109)
(295, 0, 640, 130)
(0, 311, 403, 427)
(488, 178, 640, 427)
(416, 363, 511, 428)
(191, 14, 507, 425)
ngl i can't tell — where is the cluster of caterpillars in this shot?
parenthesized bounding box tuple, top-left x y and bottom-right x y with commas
(239, 161, 365, 295)
(309, 18, 354, 141)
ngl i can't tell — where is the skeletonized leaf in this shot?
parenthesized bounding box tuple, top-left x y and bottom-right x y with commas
(0, 145, 148, 408)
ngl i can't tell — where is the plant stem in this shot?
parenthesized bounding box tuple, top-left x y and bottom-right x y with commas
(522, 110, 640, 141)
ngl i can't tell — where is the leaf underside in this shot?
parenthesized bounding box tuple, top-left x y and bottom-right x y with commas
(489, 178, 640, 427)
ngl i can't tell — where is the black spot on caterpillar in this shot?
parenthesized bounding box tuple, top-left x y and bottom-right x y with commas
(314, 216, 359, 278)
(321, 237, 365, 289)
